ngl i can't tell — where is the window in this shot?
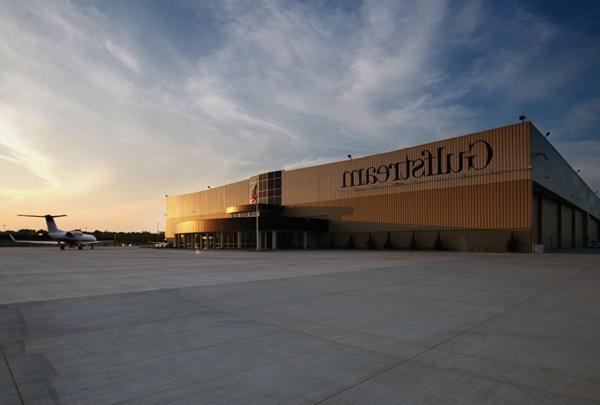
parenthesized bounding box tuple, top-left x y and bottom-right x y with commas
(251, 170, 282, 205)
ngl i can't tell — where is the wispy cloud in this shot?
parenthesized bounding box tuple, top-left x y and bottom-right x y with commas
(1, 0, 599, 230)
(104, 40, 140, 73)
(0, 129, 57, 189)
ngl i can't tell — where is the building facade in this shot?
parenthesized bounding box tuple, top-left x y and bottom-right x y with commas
(166, 122, 600, 252)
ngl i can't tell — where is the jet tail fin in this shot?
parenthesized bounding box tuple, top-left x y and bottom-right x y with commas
(18, 214, 66, 233)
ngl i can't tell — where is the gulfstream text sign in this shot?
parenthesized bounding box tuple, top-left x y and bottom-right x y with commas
(342, 139, 494, 188)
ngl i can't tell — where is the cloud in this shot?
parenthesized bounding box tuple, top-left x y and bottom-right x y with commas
(185, 0, 469, 156)
(465, 8, 600, 104)
(1, 0, 599, 230)
(0, 129, 58, 189)
(555, 139, 600, 191)
(282, 156, 341, 171)
(104, 40, 140, 73)
(561, 99, 600, 135)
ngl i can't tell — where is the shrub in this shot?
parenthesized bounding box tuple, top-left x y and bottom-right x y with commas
(383, 231, 395, 250)
(366, 234, 377, 250)
(433, 232, 445, 251)
(507, 232, 519, 252)
(409, 230, 418, 250)
(345, 234, 355, 249)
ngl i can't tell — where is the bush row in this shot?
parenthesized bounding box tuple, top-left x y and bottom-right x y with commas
(331, 231, 520, 251)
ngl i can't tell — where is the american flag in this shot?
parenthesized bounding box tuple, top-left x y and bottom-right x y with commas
(251, 184, 257, 204)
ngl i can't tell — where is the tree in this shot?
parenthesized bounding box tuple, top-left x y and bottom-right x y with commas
(17, 229, 36, 234)
(366, 234, 377, 250)
(409, 230, 418, 250)
(507, 231, 519, 252)
(383, 231, 395, 250)
(433, 232, 445, 251)
(345, 234, 355, 249)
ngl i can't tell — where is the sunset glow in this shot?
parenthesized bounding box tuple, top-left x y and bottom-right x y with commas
(2, 1, 599, 231)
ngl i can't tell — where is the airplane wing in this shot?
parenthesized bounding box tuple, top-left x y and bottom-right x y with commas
(9, 234, 58, 245)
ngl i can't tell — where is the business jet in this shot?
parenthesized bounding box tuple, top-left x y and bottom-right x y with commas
(10, 214, 110, 250)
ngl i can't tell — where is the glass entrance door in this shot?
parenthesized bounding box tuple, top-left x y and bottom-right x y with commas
(261, 231, 272, 250)
(200, 234, 215, 249)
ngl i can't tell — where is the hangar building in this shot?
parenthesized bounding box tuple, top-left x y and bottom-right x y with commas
(165, 122, 600, 252)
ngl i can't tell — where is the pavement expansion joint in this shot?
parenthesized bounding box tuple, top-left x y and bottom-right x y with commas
(0, 343, 25, 405)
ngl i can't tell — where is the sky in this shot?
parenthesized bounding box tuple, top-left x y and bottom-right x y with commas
(1, 0, 600, 232)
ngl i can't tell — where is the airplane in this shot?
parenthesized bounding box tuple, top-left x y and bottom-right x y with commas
(10, 214, 111, 250)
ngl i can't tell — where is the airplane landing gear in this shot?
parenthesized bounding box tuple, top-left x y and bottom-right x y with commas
(78, 245, 83, 250)
(60, 244, 65, 250)
(91, 245, 94, 250)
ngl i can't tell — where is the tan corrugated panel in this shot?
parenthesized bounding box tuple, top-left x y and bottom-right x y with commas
(167, 123, 532, 237)
(284, 179, 531, 231)
(283, 123, 531, 205)
(166, 179, 249, 237)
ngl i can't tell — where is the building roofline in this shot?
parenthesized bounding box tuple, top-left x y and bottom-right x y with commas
(529, 122, 600, 203)
(166, 178, 249, 200)
(284, 121, 529, 173)
(169, 121, 531, 198)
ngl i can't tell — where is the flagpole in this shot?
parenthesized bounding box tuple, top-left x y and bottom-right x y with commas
(255, 183, 259, 252)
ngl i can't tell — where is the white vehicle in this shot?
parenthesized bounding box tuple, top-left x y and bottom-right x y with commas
(10, 214, 110, 250)
(146, 241, 170, 248)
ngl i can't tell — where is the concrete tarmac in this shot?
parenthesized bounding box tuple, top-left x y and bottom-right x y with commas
(0, 247, 599, 404)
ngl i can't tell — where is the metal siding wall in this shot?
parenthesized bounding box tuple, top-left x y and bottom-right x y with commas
(541, 196, 559, 249)
(283, 123, 531, 231)
(531, 126, 600, 217)
(590, 217, 600, 242)
(283, 123, 530, 205)
(574, 210, 584, 247)
(561, 205, 573, 248)
(166, 180, 249, 237)
(532, 193, 538, 243)
(167, 123, 533, 238)
(284, 180, 531, 232)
